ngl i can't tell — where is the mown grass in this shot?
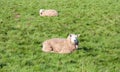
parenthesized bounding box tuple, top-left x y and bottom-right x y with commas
(0, 0, 120, 72)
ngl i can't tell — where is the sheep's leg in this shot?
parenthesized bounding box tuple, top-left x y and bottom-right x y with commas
(42, 43, 53, 52)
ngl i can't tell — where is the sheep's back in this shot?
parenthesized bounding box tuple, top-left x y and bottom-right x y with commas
(48, 38, 66, 46)
(47, 38, 67, 52)
(43, 10, 58, 16)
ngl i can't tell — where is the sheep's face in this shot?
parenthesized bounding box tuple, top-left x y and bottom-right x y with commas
(39, 9, 44, 15)
(69, 34, 80, 46)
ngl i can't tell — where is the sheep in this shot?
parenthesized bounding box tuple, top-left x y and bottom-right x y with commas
(39, 9, 58, 16)
(42, 34, 80, 54)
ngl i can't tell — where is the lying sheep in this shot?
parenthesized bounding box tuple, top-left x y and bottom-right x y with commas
(39, 9, 58, 16)
(42, 34, 80, 54)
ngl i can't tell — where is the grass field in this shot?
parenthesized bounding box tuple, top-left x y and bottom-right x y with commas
(0, 0, 120, 72)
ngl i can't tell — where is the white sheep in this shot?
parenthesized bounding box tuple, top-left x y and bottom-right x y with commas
(42, 34, 80, 54)
(39, 9, 58, 16)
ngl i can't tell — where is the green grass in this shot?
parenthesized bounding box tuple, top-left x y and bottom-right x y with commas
(0, 0, 120, 72)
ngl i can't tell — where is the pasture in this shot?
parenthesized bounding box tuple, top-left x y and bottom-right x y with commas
(0, 0, 120, 72)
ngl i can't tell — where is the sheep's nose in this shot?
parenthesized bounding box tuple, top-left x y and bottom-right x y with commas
(74, 40, 78, 45)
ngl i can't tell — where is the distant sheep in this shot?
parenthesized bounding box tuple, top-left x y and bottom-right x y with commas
(42, 34, 80, 54)
(39, 9, 58, 16)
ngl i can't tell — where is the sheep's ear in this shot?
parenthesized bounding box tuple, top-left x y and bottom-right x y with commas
(77, 34, 80, 37)
(39, 9, 44, 14)
(67, 33, 71, 37)
(68, 34, 72, 37)
(70, 34, 72, 37)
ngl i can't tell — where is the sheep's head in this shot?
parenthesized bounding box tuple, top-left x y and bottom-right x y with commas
(39, 9, 45, 15)
(67, 34, 80, 48)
